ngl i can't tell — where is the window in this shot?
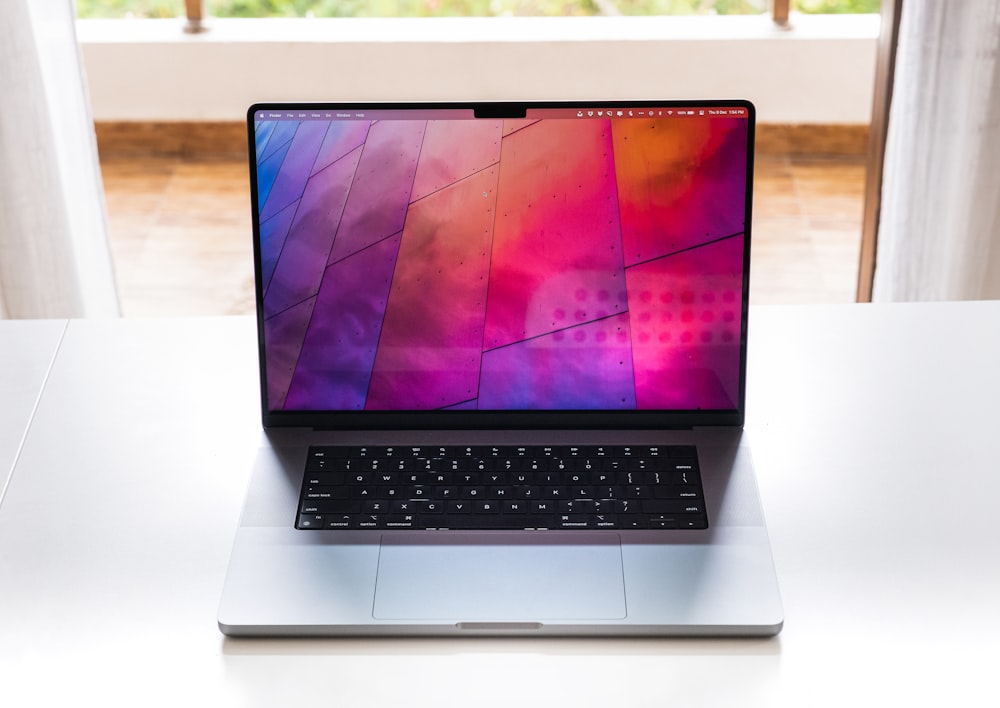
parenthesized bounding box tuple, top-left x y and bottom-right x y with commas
(75, 0, 879, 20)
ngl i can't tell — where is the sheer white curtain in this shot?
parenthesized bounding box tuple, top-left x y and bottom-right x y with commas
(0, 0, 119, 318)
(873, 1, 1000, 301)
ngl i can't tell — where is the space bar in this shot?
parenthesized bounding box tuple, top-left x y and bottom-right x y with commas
(424, 515, 555, 530)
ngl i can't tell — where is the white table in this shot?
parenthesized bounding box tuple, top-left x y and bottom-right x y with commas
(1, 303, 998, 707)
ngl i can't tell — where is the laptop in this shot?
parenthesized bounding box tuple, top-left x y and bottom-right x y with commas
(218, 100, 783, 636)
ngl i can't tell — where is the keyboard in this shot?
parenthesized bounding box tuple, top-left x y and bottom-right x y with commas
(296, 444, 707, 531)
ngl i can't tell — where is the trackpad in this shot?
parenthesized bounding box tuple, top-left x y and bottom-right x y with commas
(373, 533, 626, 621)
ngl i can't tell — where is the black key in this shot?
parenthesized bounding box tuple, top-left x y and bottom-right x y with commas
(436, 486, 459, 500)
(668, 445, 697, 459)
(304, 485, 349, 500)
(593, 514, 618, 528)
(614, 499, 636, 514)
(557, 515, 592, 529)
(391, 500, 419, 514)
(643, 500, 705, 515)
(592, 499, 617, 513)
(488, 486, 515, 499)
(671, 465, 700, 485)
(305, 472, 345, 486)
(306, 452, 335, 472)
(626, 458, 652, 472)
(597, 485, 624, 499)
(621, 515, 649, 529)
(407, 485, 432, 500)
(515, 485, 541, 499)
(297, 514, 325, 529)
(427, 514, 552, 530)
(653, 485, 701, 499)
(347, 471, 378, 485)
(430, 501, 448, 514)
(649, 516, 678, 529)
(590, 471, 617, 484)
(559, 500, 595, 514)
(301, 500, 360, 515)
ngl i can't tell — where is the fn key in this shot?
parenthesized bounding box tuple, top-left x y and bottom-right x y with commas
(298, 514, 324, 529)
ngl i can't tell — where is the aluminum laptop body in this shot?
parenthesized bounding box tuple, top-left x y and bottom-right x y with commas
(218, 100, 783, 636)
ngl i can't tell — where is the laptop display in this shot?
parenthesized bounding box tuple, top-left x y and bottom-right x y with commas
(250, 103, 752, 423)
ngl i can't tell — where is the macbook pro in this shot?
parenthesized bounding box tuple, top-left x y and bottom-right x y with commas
(218, 100, 783, 636)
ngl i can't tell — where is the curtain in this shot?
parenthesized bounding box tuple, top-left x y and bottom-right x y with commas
(0, 0, 119, 318)
(873, 1, 1000, 301)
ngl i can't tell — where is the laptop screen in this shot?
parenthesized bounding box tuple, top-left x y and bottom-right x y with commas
(249, 101, 753, 428)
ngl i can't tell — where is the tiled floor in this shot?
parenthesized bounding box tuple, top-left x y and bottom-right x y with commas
(752, 154, 865, 304)
(101, 157, 256, 317)
(100, 152, 866, 317)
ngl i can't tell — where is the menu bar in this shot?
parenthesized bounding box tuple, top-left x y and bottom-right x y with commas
(254, 105, 749, 122)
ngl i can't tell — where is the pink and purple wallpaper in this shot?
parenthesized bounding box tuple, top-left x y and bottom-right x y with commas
(254, 111, 749, 412)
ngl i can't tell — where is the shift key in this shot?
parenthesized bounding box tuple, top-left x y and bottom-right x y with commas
(300, 500, 360, 515)
(642, 500, 704, 515)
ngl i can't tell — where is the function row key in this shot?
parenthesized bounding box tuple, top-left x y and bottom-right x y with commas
(307, 444, 696, 462)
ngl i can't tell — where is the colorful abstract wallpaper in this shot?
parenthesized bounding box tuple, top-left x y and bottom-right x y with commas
(253, 110, 750, 412)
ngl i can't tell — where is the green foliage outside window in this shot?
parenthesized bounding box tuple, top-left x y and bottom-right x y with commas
(75, 0, 879, 19)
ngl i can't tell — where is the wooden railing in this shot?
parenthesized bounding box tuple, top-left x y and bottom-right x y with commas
(183, 0, 797, 31)
(183, 0, 205, 33)
(772, 0, 791, 26)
